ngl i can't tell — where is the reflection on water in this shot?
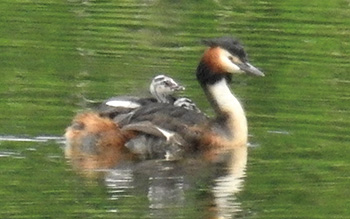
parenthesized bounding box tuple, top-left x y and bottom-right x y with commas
(0, 135, 65, 143)
(105, 168, 134, 201)
(102, 148, 247, 218)
(0, 151, 23, 158)
(213, 174, 244, 218)
(0, 135, 247, 218)
(0, 135, 65, 159)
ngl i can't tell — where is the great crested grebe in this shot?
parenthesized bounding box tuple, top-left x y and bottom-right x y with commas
(65, 36, 263, 170)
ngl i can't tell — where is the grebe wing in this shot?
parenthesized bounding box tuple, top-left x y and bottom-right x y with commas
(98, 96, 157, 118)
(121, 121, 187, 160)
(121, 121, 186, 145)
(99, 96, 157, 109)
(117, 103, 208, 158)
(128, 103, 207, 126)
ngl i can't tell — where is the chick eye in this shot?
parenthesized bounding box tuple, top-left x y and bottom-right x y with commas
(163, 81, 171, 86)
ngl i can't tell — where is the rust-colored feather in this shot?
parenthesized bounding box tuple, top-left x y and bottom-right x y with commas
(201, 47, 226, 74)
(65, 112, 136, 171)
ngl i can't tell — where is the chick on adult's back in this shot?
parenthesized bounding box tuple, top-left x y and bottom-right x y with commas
(65, 37, 264, 170)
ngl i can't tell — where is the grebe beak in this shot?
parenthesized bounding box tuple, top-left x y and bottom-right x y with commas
(174, 85, 185, 91)
(238, 62, 265, 77)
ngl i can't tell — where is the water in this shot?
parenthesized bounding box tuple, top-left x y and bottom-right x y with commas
(1, 0, 349, 218)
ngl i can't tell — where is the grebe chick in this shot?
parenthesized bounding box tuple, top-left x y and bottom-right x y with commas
(150, 75, 201, 112)
(99, 75, 200, 119)
(65, 36, 264, 169)
(174, 97, 201, 113)
(98, 74, 184, 118)
(149, 74, 185, 104)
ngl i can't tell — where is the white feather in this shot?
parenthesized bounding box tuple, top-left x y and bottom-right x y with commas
(208, 78, 248, 144)
(105, 100, 141, 108)
(156, 127, 175, 141)
(219, 49, 241, 73)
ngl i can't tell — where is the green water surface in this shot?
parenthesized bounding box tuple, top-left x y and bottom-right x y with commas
(0, 0, 349, 218)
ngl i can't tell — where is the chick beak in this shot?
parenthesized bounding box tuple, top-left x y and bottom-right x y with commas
(174, 85, 185, 91)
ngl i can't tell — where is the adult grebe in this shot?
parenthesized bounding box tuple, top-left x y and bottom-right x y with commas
(65, 36, 263, 170)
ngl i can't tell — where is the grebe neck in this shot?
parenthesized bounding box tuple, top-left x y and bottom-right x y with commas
(154, 92, 170, 103)
(150, 88, 172, 104)
(205, 78, 248, 146)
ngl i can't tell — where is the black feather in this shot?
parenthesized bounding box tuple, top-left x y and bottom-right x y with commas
(202, 36, 248, 62)
(196, 61, 232, 86)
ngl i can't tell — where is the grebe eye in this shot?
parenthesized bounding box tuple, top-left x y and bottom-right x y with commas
(163, 81, 171, 86)
(228, 55, 242, 64)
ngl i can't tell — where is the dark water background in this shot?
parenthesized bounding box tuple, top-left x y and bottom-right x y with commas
(0, 0, 349, 218)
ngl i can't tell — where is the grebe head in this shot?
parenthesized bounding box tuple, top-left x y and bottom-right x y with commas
(200, 37, 264, 78)
(150, 75, 185, 103)
(150, 75, 185, 95)
(174, 97, 201, 113)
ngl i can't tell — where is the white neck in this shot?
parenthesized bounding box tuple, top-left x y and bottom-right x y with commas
(207, 78, 248, 146)
(150, 88, 169, 104)
(155, 93, 169, 103)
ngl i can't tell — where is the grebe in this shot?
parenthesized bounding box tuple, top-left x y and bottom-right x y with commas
(65, 36, 263, 170)
(174, 97, 201, 113)
(149, 75, 200, 112)
(149, 74, 184, 104)
(98, 74, 200, 119)
(98, 75, 184, 117)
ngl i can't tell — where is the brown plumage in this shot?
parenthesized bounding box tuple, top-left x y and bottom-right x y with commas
(65, 113, 137, 170)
